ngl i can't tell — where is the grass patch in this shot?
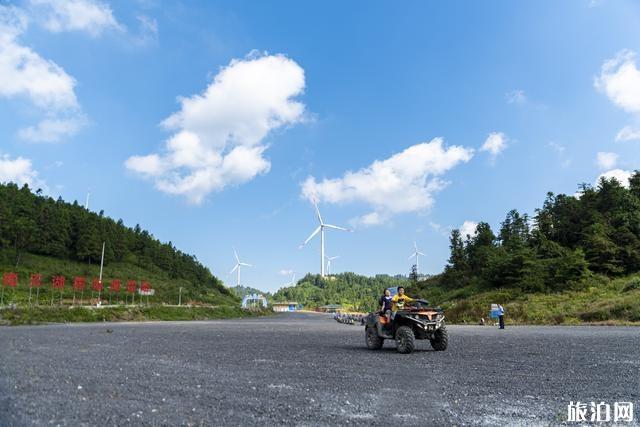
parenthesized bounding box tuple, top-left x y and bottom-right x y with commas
(0, 305, 270, 326)
(412, 273, 640, 325)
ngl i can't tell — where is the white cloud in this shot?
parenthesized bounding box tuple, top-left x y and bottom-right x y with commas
(126, 52, 306, 204)
(596, 152, 618, 170)
(134, 15, 157, 45)
(597, 169, 632, 188)
(29, 0, 123, 37)
(505, 89, 526, 104)
(548, 141, 571, 168)
(124, 153, 163, 177)
(301, 138, 474, 226)
(0, 154, 45, 189)
(428, 221, 452, 237)
(459, 220, 478, 240)
(480, 132, 507, 159)
(18, 115, 86, 143)
(0, 4, 28, 37)
(279, 269, 293, 276)
(0, 4, 85, 142)
(351, 212, 385, 227)
(615, 125, 640, 142)
(595, 50, 640, 114)
(0, 13, 77, 110)
(548, 141, 565, 154)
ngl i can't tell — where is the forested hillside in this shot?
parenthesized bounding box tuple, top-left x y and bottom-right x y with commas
(0, 183, 234, 304)
(409, 173, 640, 323)
(273, 273, 409, 312)
(273, 174, 640, 323)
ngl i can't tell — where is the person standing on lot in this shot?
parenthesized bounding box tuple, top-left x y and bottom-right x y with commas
(498, 304, 505, 329)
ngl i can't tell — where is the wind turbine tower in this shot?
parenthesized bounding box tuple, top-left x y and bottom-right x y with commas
(282, 272, 296, 287)
(300, 199, 350, 277)
(409, 242, 425, 275)
(325, 255, 339, 275)
(229, 248, 252, 292)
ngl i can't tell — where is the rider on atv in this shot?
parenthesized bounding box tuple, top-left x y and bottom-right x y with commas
(390, 286, 414, 316)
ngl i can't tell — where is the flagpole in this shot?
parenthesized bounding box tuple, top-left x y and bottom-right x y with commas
(98, 242, 105, 303)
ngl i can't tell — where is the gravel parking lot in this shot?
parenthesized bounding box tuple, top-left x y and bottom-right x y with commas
(1, 313, 639, 426)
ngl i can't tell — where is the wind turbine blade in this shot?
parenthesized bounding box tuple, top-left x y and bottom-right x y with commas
(324, 224, 350, 232)
(417, 251, 426, 256)
(228, 264, 238, 275)
(301, 226, 321, 247)
(408, 253, 416, 260)
(234, 248, 239, 263)
(313, 198, 323, 224)
(240, 263, 252, 267)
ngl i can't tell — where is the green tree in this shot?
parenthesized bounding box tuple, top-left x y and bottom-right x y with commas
(447, 229, 467, 271)
(409, 264, 418, 285)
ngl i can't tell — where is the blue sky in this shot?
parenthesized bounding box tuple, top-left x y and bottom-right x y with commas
(1, 0, 640, 292)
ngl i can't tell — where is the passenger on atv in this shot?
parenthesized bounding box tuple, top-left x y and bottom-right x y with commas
(379, 289, 392, 324)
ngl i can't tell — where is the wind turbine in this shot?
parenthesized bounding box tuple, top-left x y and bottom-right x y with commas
(282, 272, 296, 287)
(325, 255, 339, 275)
(300, 199, 350, 277)
(408, 241, 425, 274)
(228, 248, 252, 291)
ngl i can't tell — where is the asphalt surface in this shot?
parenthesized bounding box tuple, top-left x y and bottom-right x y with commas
(1, 313, 639, 426)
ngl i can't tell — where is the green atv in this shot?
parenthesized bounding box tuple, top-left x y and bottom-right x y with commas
(364, 299, 448, 354)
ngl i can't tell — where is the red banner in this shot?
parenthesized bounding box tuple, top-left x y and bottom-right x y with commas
(30, 274, 42, 288)
(2, 272, 17, 288)
(73, 277, 86, 291)
(141, 281, 151, 292)
(126, 280, 137, 294)
(92, 278, 103, 292)
(52, 276, 65, 290)
(109, 279, 121, 292)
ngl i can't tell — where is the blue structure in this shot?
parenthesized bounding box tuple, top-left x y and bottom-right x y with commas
(272, 301, 299, 312)
(241, 293, 268, 309)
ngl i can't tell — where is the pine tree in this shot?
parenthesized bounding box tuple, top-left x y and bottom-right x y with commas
(409, 264, 418, 284)
(447, 229, 468, 272)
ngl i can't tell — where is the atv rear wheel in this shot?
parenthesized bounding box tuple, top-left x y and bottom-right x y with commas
(430, 325, 448, 351)
(365, 326, 383, 350)
(395, 326, 415, 354)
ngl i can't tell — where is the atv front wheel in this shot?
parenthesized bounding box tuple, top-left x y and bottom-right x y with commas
(430, 325, 448, 351)
(365, 326, 384, 350)
(395, 326, 415, 354)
